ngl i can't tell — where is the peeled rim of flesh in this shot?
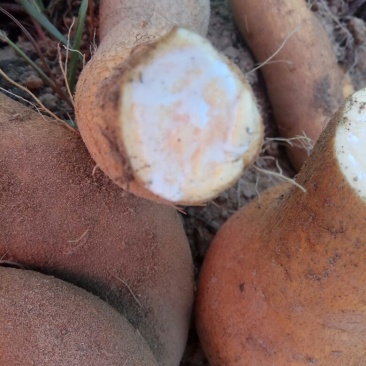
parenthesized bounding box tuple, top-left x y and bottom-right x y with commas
(120, 28, 263, 204)
(335, 88, 366, 201)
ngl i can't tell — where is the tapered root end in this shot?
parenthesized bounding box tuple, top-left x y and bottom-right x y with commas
(120, 28, 263, 204)
(335, 88, 366, 201)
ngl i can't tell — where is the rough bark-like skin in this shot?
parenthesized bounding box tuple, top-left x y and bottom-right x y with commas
(0, 93, 193, 366)
(230, 0, 344, 170)
(0, 268, 158, 366)
(196, 105, 366, 365)
(75, 0, 210, 203)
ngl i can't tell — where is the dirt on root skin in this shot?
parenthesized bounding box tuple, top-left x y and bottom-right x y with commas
(0, 0, 366, 365)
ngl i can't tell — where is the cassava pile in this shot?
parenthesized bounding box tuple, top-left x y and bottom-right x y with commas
(0, 0, 264, 364)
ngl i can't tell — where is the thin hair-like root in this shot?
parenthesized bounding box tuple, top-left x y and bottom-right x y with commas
(57, 43, 75, 106)
(63, 229, 90, 255)
(265, 133, 314, 155)
(90, 28, 98, 57)
(64, 17, 75, 79)
(67, 229, 89, 243)
(92, 164, 99, 176)
(0, 6, 73, 107)
(108, 270, 142, 308)
(246, 25, 302, 75)
(254, 160, 306, 193)
(0, 87, 44, 115)
(315, 0, 353, 45)
(254, 171, 261, 198)
(56, 17, 76, 105)
(174, 205, 187, 214)
(0, 68, 79, 134)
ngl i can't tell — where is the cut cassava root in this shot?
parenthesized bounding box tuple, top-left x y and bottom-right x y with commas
(75, 1, 263, 205)
(0, 267, 158, 366)
(196, 88, 366, 365)
(230, 0, 344, 171)
(0, 92, 193, 366)
(120, 29, 262, 203)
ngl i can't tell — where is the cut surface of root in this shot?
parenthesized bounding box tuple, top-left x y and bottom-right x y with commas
(335, 88, 366, 200)
(121, 28, 263, 203)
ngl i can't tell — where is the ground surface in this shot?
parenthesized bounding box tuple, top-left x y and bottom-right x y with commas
(0, 0, 366, 365)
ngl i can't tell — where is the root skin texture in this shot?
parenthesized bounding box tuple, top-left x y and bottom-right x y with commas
(0, 268, 158, 366)
(75, 0, 263, 205)
(230, 0, 344, 171)
(0, 92, 193, 366)
(196, 89, 366, 366)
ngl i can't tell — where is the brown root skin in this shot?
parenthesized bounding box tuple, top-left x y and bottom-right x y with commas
(230, 0, 344, 171)
(0, 92, 193, 366)
(197, 98, 366, 365)
(75, 31, 182, 206)
(0, 268, 158, 366)
(99, 0, 210, 41)
(76, 1, 263, 205)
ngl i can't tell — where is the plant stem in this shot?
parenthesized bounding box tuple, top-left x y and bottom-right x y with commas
(67, 0, 88, 94)
(0, 33, 50, 84)
(0, 6, 73, 106)
(32, 0, 45, 13)
(16, 0, 68, 45)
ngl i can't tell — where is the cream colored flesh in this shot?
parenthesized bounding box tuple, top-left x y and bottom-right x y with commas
(335, 88, 366, 201)
(121, 28, 262, 203)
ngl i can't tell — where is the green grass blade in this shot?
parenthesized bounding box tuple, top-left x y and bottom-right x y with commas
(16, 0, 67, 45)
(1, 32, 50, 83)
(67, 0, 88, 94)
(32, 0, 45, 12)
(0, 31, 61, 95)
(0, 6, 73, 106)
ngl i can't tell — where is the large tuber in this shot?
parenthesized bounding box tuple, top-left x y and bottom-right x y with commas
(197, 89, 366, 365)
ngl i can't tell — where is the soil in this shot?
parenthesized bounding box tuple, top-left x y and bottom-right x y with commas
(0, 0, 366, 365)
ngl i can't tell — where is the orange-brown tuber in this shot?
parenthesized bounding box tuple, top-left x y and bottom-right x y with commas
(230, 0, 345, 170)
(197, 89, 366, 365)
(0, 92, 193, 366)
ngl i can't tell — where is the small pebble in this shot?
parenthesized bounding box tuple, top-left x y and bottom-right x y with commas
(355, 47, 366, 73)
(220, 210, 230, 219)
(23, 74, 43, 90)
(39, 93, 58, 111)
(348, 17, 366, 45)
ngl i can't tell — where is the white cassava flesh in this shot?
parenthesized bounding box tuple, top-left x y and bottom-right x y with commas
(336, 88, 366, 201)
(121, 28, 262, 203)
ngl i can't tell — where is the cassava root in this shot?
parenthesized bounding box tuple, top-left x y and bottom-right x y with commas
(75, 0, 263, 205)
(230, 0, 345, 171)
(197, 88, 366, 365)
